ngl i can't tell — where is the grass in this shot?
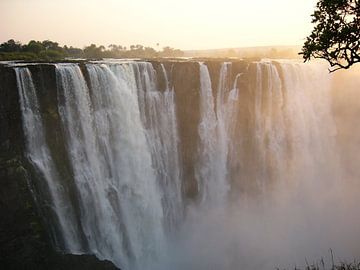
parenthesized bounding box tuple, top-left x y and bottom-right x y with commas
(278, 250, 360, 270)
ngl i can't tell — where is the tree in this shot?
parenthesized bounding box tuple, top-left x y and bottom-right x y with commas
(301, 0, 360, 72)
(83, 44, 104, 58)
(41, 40, 62, 52)
(25, 40, 44, 54)
(0, 38, 184, 60)
(65, 46, 83, 58)
(0, 39, 22, 52)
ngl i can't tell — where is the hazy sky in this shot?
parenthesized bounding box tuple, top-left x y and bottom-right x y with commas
(0, 0, 317, 50)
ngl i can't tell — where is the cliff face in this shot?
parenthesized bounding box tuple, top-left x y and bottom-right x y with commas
(0, 64, 41, 267)
(172, 62, 201, 198)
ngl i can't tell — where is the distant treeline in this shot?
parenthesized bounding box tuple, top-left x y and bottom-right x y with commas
(0, 39, 184, 60)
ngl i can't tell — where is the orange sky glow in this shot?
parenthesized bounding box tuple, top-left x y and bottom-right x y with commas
(0, 0, 317, 50)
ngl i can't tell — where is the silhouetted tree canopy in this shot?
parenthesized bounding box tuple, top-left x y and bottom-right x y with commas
(0, 39, 22, 52)
(0, 39, 184, 60)
(301, 0, 360, 72)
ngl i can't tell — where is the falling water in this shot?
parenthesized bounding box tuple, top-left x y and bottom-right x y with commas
(252, 62, 286, 191)
(15, 67, 83, 252)
(197, 63, 229, 205)
(13, 59, 354, 270)
(278, 61, 340, 190)
(130, 62, 183, 230)
(55, 63, 167, 269)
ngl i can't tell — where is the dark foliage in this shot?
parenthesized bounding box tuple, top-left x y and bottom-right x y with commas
(282, 261, 360, 270)
(301, 0, 360, 72)
(279, 250, 360, 270)
(0, 39, 184, 60)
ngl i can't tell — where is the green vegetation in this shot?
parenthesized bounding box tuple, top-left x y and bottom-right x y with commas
(0, 39, 184, 61)
(301, 0, 360, 72)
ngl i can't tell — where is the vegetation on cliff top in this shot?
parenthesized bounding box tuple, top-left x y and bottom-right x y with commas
(0, 39, 184, 61)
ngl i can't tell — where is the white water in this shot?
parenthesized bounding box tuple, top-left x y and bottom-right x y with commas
(197, 63, 230, 206)
(15, 60, 359, 270)
(131, 62, 183, 230)
(55, 63, 168, 269)
(156, 61, 347, 270)
(15, 67, 83, 252)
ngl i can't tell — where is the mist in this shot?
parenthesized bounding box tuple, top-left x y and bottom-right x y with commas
(151, 62, 360, 270)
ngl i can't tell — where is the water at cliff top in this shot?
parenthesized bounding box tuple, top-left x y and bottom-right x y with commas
(15, 60, 360, 270)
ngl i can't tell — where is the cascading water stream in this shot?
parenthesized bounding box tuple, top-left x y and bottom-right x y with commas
(253, 62, 286, 191)
(197, 63, 230, 206)
(130, 62, 183, 231)
(56, 64, 131, 267)
(196, 62, 244, 207)
(15, 67, 83, 252)
(278, 61, 340, 190)
(56, 63, 167, 269)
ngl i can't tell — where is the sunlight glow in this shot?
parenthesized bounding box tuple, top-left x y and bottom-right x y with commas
(0, 0, 317, 49)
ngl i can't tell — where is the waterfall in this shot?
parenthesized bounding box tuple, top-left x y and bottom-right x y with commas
(278, 61, 340, 189)
(15, 67, 83, 252)
(197, 63, 230, 206)
(130, 62, 183, 231)
(13, 59, 347, 270)
(196, 62, 244, 206)
(252, 62, 286, 191)
(55, 63, 167, 269)
(56, 63, 130, 267)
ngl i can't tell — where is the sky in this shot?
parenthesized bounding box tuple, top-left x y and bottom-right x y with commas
(0, 0, 317, 50)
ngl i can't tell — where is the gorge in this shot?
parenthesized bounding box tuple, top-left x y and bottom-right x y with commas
(1, 59, 360, 270)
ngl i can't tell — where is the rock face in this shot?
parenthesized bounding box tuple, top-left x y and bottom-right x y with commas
(0, 65, 39, 268)
(0, 64, 118, 269)
(172, 62, 201, 198)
